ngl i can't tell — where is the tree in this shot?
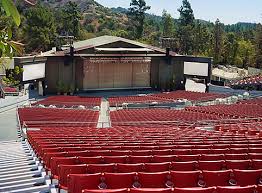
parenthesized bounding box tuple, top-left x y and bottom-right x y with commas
(223, 32, 239, 65)
(213, 19, 224, 64)
(128, 0, 151, 39)
(177, 0, 195, 55)
(24, 5, 57, 53)
(59, 2, 82, 38)
(255, 24, 262, 69)
(162, 10, 175, 38)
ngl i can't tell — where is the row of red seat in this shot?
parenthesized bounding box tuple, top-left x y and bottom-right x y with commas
(18, 107, 99, 127)
(186, 104, 262, 118)
(81, 186, 261, 193)
(33, 96, 101, 107)
(110, 109, 224, 126)
(108, 90, 228, 106)
(57, 168, 262, 192)
(230, 74, 262, 87)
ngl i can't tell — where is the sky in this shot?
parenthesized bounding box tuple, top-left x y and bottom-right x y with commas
(95, 0, 262, 24)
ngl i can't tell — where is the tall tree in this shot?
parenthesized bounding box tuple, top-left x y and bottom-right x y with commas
(162, 10, 175, 38)
(255, 24, 262, 69)
(213, 19, 224, 64)
(128, 0, 151, 39)
(24, 5, 57, 53)
(177, 0, 195, 55)
(59, 2, 82, 38)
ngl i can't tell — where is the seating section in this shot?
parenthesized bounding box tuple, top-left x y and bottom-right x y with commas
(229, 74, 262, 89)
(18, 107, 99, 127)
(110, 109, 224, 126)
(33, 96, 101, 108)
(108, 90, 228, 106)
(25, 126, 262, 193)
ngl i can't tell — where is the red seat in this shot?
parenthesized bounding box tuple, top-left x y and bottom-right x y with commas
(144, 162, 170, 172)
(201, 170, 232, 187)
(87, 164, 116, 173)
(216, 185, 256, 193)
(171, 161, 197, 171)
(50, 157, 78, 179)
(173, 187, 216, 193)
(129, 156, 152, 164)
(177, 155, 200, 162)
(257, 185, 262, 192)
(83, 188, 128, 193)
(252, 159, 262, 169)
(137, 172, 173, 188)
(226, 160, 251, 170)
(152, 155, 176, 163)
(198, 160, 225, 171)
(104, 172, 137, 189)
(248, 153, 262, 160)
(79, 156, 103, 164)
(68, 173, 102, 193)
(58, 164, 87, 190)
(130, 188, 172, 193)
(233, 169, 262, 186)
(225, 154, 248, 160)
(200, 154, 224, 161)
(103, 156, 127, 164)
(116, 163, 144, 173)
(171, 171, 201, 188)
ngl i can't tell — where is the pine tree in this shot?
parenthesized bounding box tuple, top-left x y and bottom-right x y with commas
(128, 0, 151, 39)
(255, 24, 262, 69)
(213, 19, 224, 64)
(177, 0, 195, 55)
(162, 10, 175, 38)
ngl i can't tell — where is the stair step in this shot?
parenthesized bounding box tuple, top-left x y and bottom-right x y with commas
(0, 177, 45, 187)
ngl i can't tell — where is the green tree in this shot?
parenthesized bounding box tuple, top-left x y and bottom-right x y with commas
(128, 0, 151, 39)
(24, 5, 57, 53)
(59, 2, 82, 38)
(236, 39, 255, 68)
(177, 0, 195, 55)
(223, 32, 239, 65)
(162, 10, 175, 38)
(213, 19, 224, 64)
(255, 24, 262, 69)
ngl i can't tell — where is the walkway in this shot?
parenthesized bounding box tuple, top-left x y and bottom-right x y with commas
(97, 98, 111, 128)
(0, 140, 55, 193)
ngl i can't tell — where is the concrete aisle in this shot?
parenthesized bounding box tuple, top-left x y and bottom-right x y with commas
(97, 98, 111, 128)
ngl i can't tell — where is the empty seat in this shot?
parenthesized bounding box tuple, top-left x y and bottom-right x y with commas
(173, 187, 216, 193)
(252, 159, 262, 169)
(103, 172, 137, 189)
(116, 163, 144, 173)
(103, 156, 127, 164)
(201, 170, 232, 187)
(58, 164, 87, 190)
(129, 156, 152, 164)
(177, 155, 200, 162)
(152, 155, 176, 163)
(225, 154, 248, 160)
(130, 188, 172, 193)
(171, 161, 197, 171)
(83, 188, 128, 193)
(68, 173, 102, 193)
(233, 169, 262, 186)
(171, 171, 201, 188)
(216, 185, 256, 193)
(144, 162, 170, 172)
(248, 153, 262, 160)
(79, 156, 103, 164)
(50, 157, 78, 179)
(198, 160, 225, 171)
(200, 154, 224, 161)
(137, 172, 173, 188)
(226, 160, 251, 170)
(87, 164, 116, 173)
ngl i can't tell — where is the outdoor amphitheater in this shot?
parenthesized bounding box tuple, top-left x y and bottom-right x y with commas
(1, 89, 259, 193)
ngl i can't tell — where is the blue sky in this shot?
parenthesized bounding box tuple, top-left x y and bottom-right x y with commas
(96, 0, 262, 24)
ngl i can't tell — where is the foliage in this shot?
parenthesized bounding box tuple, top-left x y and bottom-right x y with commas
(213, 19, 224, 64)
(255, 24, 262, 69)
(162, 10, 175, 38)
(128, 0, 151, 39)
(2, 66, 23, 86)
(24, 5, 57, 53)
